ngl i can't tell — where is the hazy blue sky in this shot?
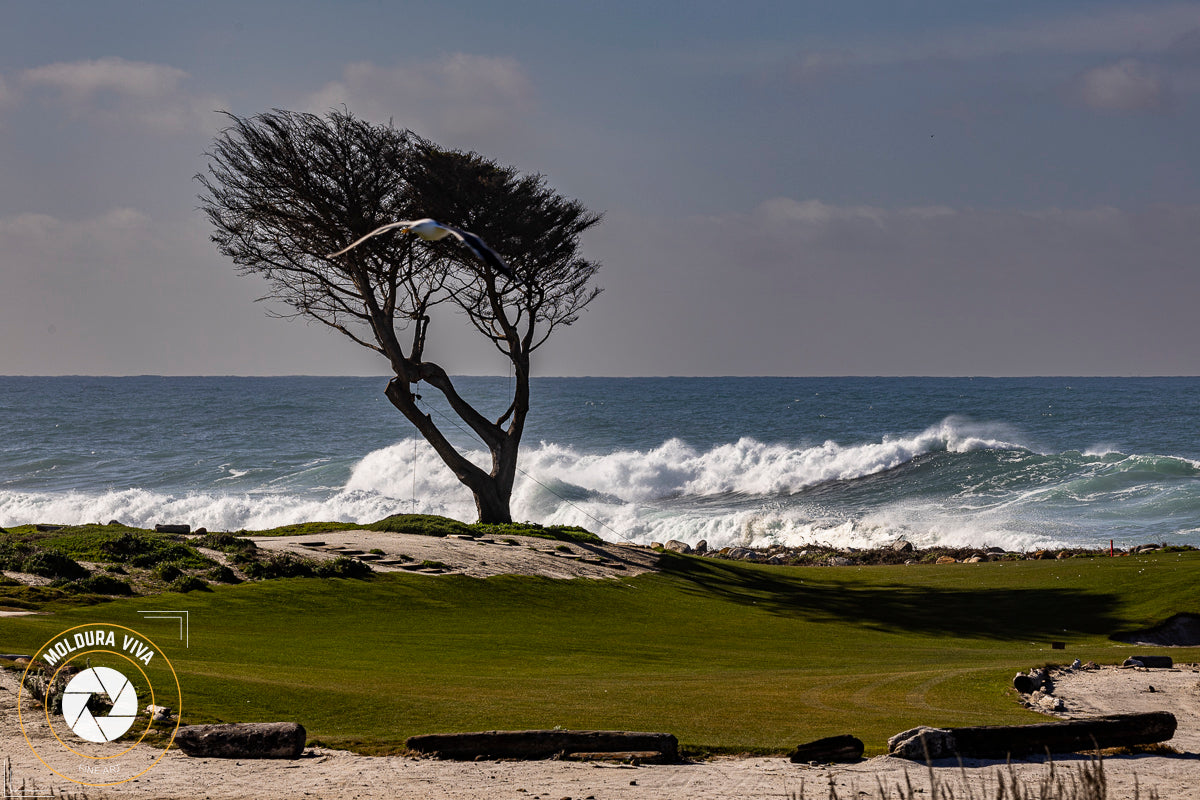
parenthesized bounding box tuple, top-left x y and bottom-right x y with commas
(2, 1, 1198, 376)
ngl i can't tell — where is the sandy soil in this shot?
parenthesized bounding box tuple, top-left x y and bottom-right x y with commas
(2, 664, 1198, 799)
(246, 530, 660, 580)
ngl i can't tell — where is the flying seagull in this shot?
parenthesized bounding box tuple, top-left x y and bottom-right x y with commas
(327, 218, 515, 281)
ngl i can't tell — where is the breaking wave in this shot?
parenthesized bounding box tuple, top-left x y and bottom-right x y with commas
(4, 417, 1198, 552)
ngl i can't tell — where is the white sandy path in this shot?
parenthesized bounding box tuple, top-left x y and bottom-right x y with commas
(245, 530, 660, 580)
(3, 665, 1200, 799)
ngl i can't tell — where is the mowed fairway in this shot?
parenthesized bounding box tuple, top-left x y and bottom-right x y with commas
(4, 551, 1198, 754)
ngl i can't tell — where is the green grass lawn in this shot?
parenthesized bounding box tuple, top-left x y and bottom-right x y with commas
(3, 551, 1197, 756)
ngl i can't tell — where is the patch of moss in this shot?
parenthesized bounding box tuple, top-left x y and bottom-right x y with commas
(236, 522, 357, 537)
(366, 514, 472, 537)
(470, 521, 602, 544)
(192, 532, 258, 554)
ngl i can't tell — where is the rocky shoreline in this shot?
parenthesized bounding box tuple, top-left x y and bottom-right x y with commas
(654, 537, 1188, 567)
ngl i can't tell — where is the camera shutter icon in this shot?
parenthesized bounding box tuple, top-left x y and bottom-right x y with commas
(61, 667, 139, 743)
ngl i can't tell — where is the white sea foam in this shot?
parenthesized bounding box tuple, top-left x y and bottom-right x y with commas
(0, 418, 1177, 551)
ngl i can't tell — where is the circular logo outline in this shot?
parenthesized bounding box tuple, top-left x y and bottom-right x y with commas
(45, 650, 156, 760)
(18, 623, 182, 787)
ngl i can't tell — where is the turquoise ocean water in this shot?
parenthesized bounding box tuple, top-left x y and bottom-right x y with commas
(2, 376, 1199, 551)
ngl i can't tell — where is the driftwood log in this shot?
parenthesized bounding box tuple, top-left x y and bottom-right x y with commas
(174, 722, 306, 759)
(889, 712, 1176, 760)
(1125, 655, 1174, 668)
(405, 729, 679, 762)
(788, 734, 864, 763)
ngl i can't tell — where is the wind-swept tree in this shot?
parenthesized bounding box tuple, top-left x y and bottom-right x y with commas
(198, 109, 601, 522)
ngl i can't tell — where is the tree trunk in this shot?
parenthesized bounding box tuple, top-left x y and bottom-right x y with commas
(383, 377, 521, 524)
(470, 472, 513, 524)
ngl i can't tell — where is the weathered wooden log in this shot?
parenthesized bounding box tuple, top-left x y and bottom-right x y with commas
(155, 523, 191, 534)
(788, 734, 864, 763)
(405, 729, 679, 762)
(173, 722, 306, 759)
(889, 713, 1176, 761)
(1124, 655, 1174, 668)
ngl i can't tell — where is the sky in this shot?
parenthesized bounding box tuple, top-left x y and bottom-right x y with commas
(1, 0, 1199, 376)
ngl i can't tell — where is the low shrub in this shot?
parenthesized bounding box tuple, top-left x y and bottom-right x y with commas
(242, 552, 317, 580)
(207, 564, 240, 583)
(169, 575, 209, 593)
(315, 556, 373, 579)
(30, 551, 91, 580)
(155, 562, 184, 582)
(68, 574, 135, 596)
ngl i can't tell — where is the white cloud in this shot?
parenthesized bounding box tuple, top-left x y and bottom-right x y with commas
(304, 54, 535, 146)
(779, 3, 1200, 80)
(19, 57, 222, 133)
(1076, 58, 1169, 111)
(22, 57, 186, 99)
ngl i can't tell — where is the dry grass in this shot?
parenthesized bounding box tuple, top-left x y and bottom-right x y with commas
(3, 758, 94, 799)
(788, 756, 1159, 800)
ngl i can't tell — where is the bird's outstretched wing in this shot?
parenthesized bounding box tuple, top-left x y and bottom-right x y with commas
(328, 217, 517, 283)
(326, 220, 420, 258)
(442, 225, 516, 281)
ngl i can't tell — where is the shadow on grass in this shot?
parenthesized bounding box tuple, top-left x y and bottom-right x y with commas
(659, 553, 1123, 641)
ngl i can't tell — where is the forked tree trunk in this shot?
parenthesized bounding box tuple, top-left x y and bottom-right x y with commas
(384, 377, 523, 524)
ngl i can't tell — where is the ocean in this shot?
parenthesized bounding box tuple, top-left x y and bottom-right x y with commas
(2, 376, 1199, 552)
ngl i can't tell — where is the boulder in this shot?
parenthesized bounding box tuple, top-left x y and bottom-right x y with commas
(891, 539, 914, 553)
(788, 734, 864, 764)
(766, 554, 788, 565)
(694, 540, 708, 555)
(663, 540, 692, 555)
(828, 556, 853, 567)
(144, 704, 174, 721)
(155, 524, 191, 534)
(935, 556, 957, 565)
(725, 547, 761, 562)
(964, 556, 984, 563)
(173, 722, 306, 759)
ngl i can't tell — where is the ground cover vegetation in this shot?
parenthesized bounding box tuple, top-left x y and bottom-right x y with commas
(2, 539, 1197, 756)
(0, 516, 599, 608)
